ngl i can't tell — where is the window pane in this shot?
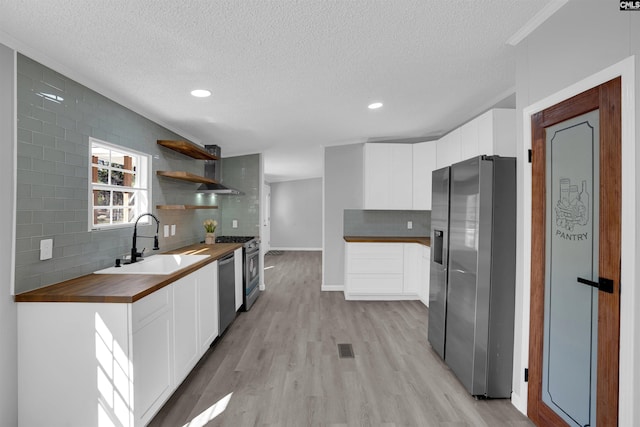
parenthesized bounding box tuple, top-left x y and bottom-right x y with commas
(112, 191, 135, 206)
(110, 151, 126, 169)
(95, 168, 109, 184)
(91, 146, 110, 166)
(124, 172, 135, 187)
(124, 156, 136, 172)
(94, 208, 110, 224)
(125, 208, 136, 223)
(111, 170, 125, 186)
(93, 190, 111, 206)
(127, 192, 136, 206)
(113, 191, 124, 206)
(112, 208, 124, 224)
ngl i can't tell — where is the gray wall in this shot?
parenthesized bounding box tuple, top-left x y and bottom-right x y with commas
(270, 178, 322, 249)
(15, 54, 220, 294)
(219, 153, 261, 237)
(344, 209, 430, 237)
(512, 0, 640, 417)
(0, 42, 18, 427)
(323, 144, 363, 289)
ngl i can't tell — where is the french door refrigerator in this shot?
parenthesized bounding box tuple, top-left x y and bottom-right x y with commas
(428, 155, 517, 398)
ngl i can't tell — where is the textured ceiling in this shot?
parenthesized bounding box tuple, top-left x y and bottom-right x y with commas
(0, 0, 558, 182)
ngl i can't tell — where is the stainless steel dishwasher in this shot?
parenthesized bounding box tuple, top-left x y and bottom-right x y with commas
(218, 252, 236, 335)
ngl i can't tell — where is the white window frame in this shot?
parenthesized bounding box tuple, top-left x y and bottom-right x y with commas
(88, 137, 152, 231)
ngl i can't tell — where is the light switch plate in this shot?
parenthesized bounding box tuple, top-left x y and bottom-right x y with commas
(171, 224, 176, 236)
(164, 225, 170, 238)
(407, 221, 413, 230)
(40, 239, 53, 260)
(232, 219, 238, 228)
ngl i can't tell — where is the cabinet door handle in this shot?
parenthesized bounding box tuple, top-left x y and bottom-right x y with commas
(577, 277, 614, 294)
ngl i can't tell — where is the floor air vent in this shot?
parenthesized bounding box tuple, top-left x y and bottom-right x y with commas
(338, 343, 354, 359)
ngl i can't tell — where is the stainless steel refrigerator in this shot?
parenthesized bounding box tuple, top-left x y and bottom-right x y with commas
(428, 155, 516, 398)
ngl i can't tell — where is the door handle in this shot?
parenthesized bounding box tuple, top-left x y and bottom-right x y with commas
(577, 277, 614, 294)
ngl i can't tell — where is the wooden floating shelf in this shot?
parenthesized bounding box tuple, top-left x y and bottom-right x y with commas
(157, 140, 219, 160)
(156, 171, 217, 184)
(156, 205, 219, 210)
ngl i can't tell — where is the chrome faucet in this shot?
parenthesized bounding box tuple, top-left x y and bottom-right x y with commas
(130, 213, 160, 263)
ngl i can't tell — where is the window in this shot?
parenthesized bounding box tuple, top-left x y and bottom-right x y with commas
(89, 138, 151, 230)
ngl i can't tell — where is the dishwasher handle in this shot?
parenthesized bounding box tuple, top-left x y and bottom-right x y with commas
(218, 253, 234, 267)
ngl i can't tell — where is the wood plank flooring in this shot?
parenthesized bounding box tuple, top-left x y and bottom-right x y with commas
(149, 251, 532, 427)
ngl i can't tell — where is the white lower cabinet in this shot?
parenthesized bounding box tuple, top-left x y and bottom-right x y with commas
(344, 242, 430, 300)
(133, 286, 174, 425)
(197, 262, 219, 355)
(403, 243, 422, 296)
(18, 261, 221, 427)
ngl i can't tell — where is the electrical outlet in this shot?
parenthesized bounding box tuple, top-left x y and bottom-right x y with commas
(407, 221, 413, 230)
(40, 239, 53, 260)
(232, 219, 238, 228)
(164, 225, 170, 238)
(171, 224, 176, 236)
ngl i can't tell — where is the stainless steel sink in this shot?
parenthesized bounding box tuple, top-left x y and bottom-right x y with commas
(94, 254, 210, 275)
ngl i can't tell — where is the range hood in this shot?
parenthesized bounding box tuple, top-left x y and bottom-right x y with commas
(196, 145, 244, 195)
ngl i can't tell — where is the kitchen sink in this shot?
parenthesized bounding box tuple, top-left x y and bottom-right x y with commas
(94, 254, 210, 275)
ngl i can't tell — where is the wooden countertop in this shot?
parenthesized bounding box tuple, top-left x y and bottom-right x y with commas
(14, 243, 242, 304)
(344, 236, 431, 246)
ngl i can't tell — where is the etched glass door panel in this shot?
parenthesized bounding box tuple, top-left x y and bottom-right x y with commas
(543, 110, 599, 426)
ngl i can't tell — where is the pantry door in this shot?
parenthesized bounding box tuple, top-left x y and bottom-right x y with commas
(528, 77, 621, 426)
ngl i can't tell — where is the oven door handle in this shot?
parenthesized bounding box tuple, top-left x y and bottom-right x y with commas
(245, 246, 260, 256)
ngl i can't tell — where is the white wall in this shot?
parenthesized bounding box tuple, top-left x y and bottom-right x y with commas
(0, 42, 18, 427)
(512, 1, 639, 424)
(270, 178, 322, 250)
(323, 144, 363, 290)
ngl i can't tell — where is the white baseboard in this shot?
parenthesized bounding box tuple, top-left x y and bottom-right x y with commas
(419, 296, 429, 307)
(268, 247, 323, 251)
(321, 284, 344, 292)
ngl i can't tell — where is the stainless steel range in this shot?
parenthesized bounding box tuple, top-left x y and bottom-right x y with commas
(215, 235, 260, 310)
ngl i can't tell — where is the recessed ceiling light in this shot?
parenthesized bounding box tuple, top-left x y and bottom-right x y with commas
(191, 89, 211, 98)
(368, 102, 383, 110)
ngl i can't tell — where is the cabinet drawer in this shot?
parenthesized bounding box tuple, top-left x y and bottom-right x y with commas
(349, 257, 403, 274)
(132, 286, 172, 332)
(348, 242, 404, 258)
(347, 274, 404, 294)
(347, 243, 404, 274)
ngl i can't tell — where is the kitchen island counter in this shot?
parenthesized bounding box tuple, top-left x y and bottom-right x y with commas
(14, 242, 242, 303)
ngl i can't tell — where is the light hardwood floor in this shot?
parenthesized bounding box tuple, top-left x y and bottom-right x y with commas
(149, 251, 533, 427)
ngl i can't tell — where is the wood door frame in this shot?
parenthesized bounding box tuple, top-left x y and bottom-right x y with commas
(528, 78, 621, 426)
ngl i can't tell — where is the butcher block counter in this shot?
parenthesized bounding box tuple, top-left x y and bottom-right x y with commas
(14, 242, 242, 303)
(344, 235, 430, 247)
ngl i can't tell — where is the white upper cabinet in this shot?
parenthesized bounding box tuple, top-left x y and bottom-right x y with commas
(412, 141, 436, 210)
(436, 108, 516, 168)
(436, 128, 462, 169)
(363, 143, 413, 210)
(460, 118, 479, 160)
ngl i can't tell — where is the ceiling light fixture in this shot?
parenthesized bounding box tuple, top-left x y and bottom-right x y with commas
(191, 89, 212, 98)
(368, 102, 383, 110)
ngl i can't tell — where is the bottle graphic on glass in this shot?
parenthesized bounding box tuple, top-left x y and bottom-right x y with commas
(556, 178, 589, 231)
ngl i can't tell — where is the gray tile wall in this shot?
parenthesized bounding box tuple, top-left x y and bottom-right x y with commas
(15, 54, 220, 294)
(344, 209, 431, 237)
(219, 154, 260, 237)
